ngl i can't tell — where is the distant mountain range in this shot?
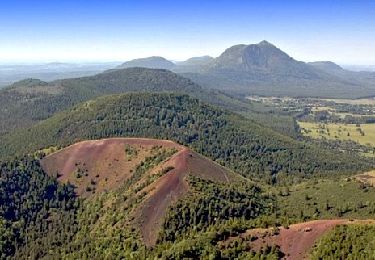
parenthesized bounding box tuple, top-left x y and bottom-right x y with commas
(0, 62, 121, 88)
(117, 41, 375, 98)
(2, 41, 374, 97)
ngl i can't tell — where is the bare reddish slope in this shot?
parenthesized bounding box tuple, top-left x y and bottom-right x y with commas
(137, 148, 237, 246)
(41, 138, 183, 197)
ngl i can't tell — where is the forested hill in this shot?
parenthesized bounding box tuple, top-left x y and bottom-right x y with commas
(0, 67, 246, 136)
(1, 93, 369, 181)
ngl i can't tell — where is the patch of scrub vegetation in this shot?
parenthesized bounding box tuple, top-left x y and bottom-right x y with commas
(120, 148, 176, 193)
(124, 144, 138, 161)
(310, 224, 375, 259)
(276, 177, 375, 222)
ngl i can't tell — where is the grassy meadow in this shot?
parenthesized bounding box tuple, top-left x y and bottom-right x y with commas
(299, 121, 375, 147)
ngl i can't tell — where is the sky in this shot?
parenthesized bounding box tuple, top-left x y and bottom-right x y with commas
(0, 0, 374, 65)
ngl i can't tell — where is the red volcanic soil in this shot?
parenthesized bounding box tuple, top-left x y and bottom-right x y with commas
(226, 219, 375, 260)
(41, 138, 183, 197)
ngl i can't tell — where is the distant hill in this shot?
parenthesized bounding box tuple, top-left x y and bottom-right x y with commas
(117, 56, 215, 73)
(308, 61, 346, 74)
(117, 56, 176, 70)
(0, 67, 247, 136)
(174, 56, 215, 73)
(9, 78, 48, 88)
(177, 56, 214, 66)
(309, 61, 375, 88)
(0, 62, 120, 88)
(208, 41, 313, 74)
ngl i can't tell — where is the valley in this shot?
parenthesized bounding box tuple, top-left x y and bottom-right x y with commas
(246, 95, 375, 158)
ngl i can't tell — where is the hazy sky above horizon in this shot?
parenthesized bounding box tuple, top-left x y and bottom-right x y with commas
(0, 0, 374, 65)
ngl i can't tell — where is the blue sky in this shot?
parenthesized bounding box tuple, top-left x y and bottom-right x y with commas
(0, 0, 374, 64)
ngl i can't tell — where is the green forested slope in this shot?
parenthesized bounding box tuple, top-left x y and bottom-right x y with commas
(1, 93, 368, 180)
(0, 157, 78, 259)
(310, 224, 375, 259)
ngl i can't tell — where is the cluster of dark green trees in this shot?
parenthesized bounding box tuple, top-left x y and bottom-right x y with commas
(160, 175, 270, 242)
(310, 224, 375, 259)
(0, 157, 78, 259)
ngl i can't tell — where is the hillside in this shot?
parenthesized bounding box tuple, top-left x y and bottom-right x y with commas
(0, 93, 369, 180)
(0, 67, 248, 136)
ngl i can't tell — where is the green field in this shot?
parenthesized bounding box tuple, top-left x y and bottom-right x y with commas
(322, 98, 375, 105)
(299, 121, 375, 147)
